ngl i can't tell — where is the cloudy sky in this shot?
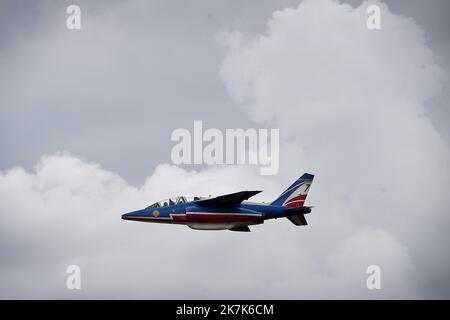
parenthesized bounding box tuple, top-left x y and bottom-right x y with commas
(0, 0, 449, 299)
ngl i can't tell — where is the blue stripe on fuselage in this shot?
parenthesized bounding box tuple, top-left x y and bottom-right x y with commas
(239, 202, 286, 219)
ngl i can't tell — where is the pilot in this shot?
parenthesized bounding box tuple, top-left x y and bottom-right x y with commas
(169, 199, 175, 205)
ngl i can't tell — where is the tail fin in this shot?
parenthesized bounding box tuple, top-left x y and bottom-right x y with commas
(271, 173, 314, 207)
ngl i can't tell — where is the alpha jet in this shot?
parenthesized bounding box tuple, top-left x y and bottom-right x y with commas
(122, 173, 314, 232)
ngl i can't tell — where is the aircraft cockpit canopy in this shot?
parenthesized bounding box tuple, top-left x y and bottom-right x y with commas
(146, 196, 203, 209)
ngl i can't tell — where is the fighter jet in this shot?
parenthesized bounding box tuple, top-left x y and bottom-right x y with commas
(122, 173, 314, 232)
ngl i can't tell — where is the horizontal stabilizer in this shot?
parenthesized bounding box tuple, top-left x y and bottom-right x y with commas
(196, 191, 261, 207)
(229, 226, 251, 232)
(287, 214, 308, 226)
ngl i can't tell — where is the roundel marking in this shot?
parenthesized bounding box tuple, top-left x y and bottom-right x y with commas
(153, 210, 160, 217)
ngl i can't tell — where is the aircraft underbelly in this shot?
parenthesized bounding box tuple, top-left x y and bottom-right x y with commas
(187, 221, 260, 230)
(185, 212, 263, 223)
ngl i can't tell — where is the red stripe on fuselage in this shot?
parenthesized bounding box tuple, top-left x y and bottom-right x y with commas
(123, 213, 263, 224)
(171, 214, 188, 222)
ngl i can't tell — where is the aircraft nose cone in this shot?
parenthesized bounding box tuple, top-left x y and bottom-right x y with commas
(121, 210, 142, 220)
(121, 212, 131, 220)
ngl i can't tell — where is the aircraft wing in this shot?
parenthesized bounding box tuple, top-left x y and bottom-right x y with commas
(195, 190, 262, 207)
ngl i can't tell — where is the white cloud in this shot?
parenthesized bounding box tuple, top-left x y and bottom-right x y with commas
(325, 228, 417, 299)
(0, 152, 422, 298)
(0, 152, 285, 299)
(219, 0, 450, 297)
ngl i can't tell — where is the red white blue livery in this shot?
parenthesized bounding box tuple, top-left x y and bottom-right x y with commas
(122, 173, 315, 232)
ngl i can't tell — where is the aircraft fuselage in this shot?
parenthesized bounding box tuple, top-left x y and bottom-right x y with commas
(122, 173, 314, 231)
(122, 202, 310, 230)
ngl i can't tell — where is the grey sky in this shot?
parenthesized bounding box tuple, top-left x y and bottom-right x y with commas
(1, 0, 448, 185)
(0, 0, 449, 299)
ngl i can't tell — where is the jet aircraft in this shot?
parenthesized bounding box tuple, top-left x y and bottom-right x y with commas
(122, 173, 314, 232)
